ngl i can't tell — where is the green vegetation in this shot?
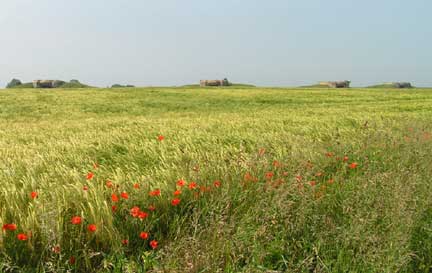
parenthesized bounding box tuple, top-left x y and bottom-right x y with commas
(300, 83, 332, 88)
(0, 87, 431, 272)
(8, 82, 34, 89)
(180, 83, 256, 88)
(367, 84, 413, 89)
(111, 84, 135, 88)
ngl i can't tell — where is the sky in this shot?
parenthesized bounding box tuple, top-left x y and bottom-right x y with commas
(0, 0, 431, 88)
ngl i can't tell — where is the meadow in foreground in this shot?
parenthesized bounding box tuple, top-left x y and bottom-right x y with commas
(0, 87, 431, 272)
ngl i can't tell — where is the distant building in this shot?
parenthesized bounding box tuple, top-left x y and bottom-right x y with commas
(33, 80, 65, 88)
(319, 81, 351, 88)
(386, 82, 412, 88)
(200, 78, 230, 87)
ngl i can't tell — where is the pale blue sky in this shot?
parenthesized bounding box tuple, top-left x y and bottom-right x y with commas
(1, 0, 431, 87)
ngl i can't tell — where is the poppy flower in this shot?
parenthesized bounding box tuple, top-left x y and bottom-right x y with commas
(326, 152, 334, 157)
(2, 223, 17, 231)
(295, 175, 302, 182)
(120, 192, 129, 199)
(111, 194, 119, 202)
(71, 216, 82, 225)
(86, 172, 94, 180)
(17, 233, 28, 241)
(138, 211, 148, 219)
(343, 156, 349, 162)
(52, 245, 61, 254)
(111, 205, 117, 212)
(148, 205, 156, 211)
(83, 185, 88, 191)
(173, 190, 181, 196)
(69, 256, 76, 265)
(213, 180, 221, 188)
(176, 179, 186, 187)
(157, 135, 164, 141)
(149, 189, 161, 197)
(87, 224, 97, 233)
(349, 162, 358, 169)
(265, 172, 274, 179)
(122, 239, 129, 245)
(133, 183, 140, 189)
(171, 198, 181, 206)
(130, 206, 140, 218)
(273, 160, 281, 167)
(150, 240, 158, 249)
(30, 191, 38, 199)
(106, 180, 113, 188)
(140, 232, 149, 240)
(188, 182, 197, 190)
(309, 181, 317, 187)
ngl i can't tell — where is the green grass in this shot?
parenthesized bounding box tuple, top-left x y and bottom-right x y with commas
(0, 87, 431, 272)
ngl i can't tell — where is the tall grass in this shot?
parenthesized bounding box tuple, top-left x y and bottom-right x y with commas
(0, 87, 431, 272)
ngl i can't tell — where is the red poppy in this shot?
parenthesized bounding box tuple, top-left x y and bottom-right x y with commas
(106, 180, 113, 188)
(111, 205, 117, 212)
(273, 160, 281, 167)
(120, 192, 129, 199)
(83, 185, 88, 191)
(138, 211, 148, 219)
(171, 198, 181, 206)
(130, 206, 140, 218)
(149, 189, 161, 196)
(133, 183, 140, 189)
(150, 240, 158, 249)
(122, 239, 129, 245)
(295, 175, 302, 182)
(111, 194, 119, 202)
(52, 245, 61, 254)
(188, 182, 197, 190)
(87, 224, 97, 232)
(343, 156, 349, 162)
(140, 232, 149, 240)
(157, 135, 164, 141)
(174, 190, 181, 196)
(213, 180, 221, 188)
(349, 162, 358, 169)
(176, 179, 186, 187)
(30, 191, 38, 199)
(86, 172, 94, 180)
(17, 233, 28, 241)
(265, 172, 274, 179)
(326, 152, 334, 158)
(2, 223, 17, 231)
(71, 216, 82, 225)
(69, 256, 76, 265)
(309, 181, 317, 187)
(148, 205, 156, 211)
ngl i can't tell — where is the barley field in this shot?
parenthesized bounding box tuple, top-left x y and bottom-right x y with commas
(0, 87, 431, 273)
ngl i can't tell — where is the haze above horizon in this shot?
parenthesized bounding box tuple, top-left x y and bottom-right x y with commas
(1, 0, 431, 88)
